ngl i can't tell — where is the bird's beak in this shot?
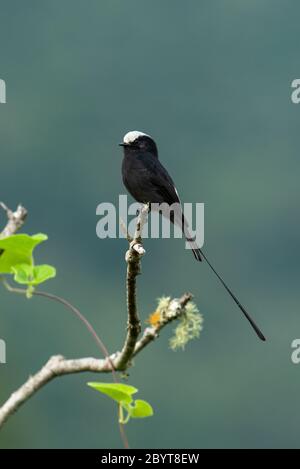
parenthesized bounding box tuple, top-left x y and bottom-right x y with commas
(119, 142, 127, 147)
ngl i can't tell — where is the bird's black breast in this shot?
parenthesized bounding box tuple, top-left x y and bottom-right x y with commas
(122, 152, 180, 205)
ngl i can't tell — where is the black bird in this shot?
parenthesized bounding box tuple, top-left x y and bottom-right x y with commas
(120, 130, 266, 342)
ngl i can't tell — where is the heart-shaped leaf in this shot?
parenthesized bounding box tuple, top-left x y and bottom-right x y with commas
(0, 233, 48, 273)
(87, 382, 138, 404)
(12, 263, 56, 286)
(128, 399, 154, 419)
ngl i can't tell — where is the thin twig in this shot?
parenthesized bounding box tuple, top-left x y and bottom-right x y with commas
(0, 355, 112, 427)
(0, 201, 193, 447)
(1, 280, 118, 378)
(115, 204, 149, 370)
(0, 202, 27, 238)
(1, 279, 132, 445)
(119, 217, 133, 243)
(0, 289, 192, 430)
(133, 293, 193, 356)
(0, 203, 129, 445)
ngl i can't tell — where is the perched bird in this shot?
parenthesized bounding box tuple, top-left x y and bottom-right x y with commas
(120, 130, 266, 341)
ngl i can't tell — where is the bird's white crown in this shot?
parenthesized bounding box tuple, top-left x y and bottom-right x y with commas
(123, 130, 151, 144)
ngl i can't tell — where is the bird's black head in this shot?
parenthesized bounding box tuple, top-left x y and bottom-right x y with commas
(119, 131, 158, 157)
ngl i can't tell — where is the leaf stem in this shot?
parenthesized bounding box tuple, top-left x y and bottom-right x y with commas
(1, 277, 129, 449)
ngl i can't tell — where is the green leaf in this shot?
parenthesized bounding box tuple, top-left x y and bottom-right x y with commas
(11, 264, 33, 284)
(12, 263, 56, 286)
(87, 382, 154, 424)
(0, 233, 48, 274)
(128, 399, 154, 419)
(87, 382, 138, 404)
(32, 265, 56, 285)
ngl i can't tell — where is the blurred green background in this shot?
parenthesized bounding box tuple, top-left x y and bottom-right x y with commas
(0, 0, 299, 449)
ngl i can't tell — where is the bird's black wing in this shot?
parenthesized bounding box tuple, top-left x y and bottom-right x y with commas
(137, 153, 180, 205)
(137, 154, 194, 231)
(139, 154, 202, 260)
(123, 152, 202, 261)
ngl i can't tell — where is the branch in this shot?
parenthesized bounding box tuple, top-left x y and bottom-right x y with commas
(133, 292, 193, 357)
(0, 291, 192, 429)
(0, 202, 194, 431)
(114, 204, 148, 370)
(0, 202, 27, 238)
(0, 355, 114, 427)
